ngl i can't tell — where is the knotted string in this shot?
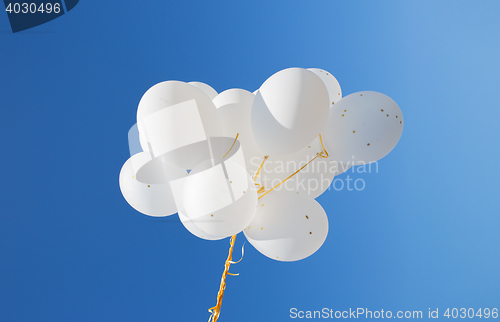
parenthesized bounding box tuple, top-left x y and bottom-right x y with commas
(208, 235, 237, 322)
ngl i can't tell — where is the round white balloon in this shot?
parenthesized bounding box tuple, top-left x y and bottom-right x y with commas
(169, 141, 257, 238)
(251, 68, 330, 157)
(178, 212, 225, 241)
(323, 91, 404, 164)
(188, 81, 218, 100)
(180, 159, 257, 238)
(119, 152, 187, 217)
(213, 88, 254, 108)
(307, 68, 342, 105)
(128, 123, 143, 156)
(138, 131, 149, 152)
(244, 190, 328, 262)
(213, 88, 265, 175)
(136, 81, 224, 168)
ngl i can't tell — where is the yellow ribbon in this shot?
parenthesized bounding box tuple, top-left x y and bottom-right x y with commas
(318, 133, 329, 158)
(222, 133, 239, 159)
(252, 155, 269, 181)
(255, 184, 266, 194)
(208, 235, 237, 322)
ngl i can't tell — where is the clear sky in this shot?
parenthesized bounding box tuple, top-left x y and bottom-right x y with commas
(1, 1, 499, 321)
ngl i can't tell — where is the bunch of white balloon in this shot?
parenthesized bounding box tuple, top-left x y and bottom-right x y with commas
(120, 67, 404, 263)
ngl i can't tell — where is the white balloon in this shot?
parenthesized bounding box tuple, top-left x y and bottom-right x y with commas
(188, 81, 218, 100)
(213, 89, 265, 175)
(170, 141, 257, 238)
(323, 91, 404, 164)
(119, 152, 187, 217)
(259, 137, 351, 198)
(184, 172, 256, 238)
(307, 68, 342, 105)
(136, 81, 224, 168)
(213, 88, 254, 108)
(138, 130, 149, 152)
(251, 68, 330, 156)
(244, 190, 328, 262)
(178, 212, 225, 241)
(128, 124, 143, 157)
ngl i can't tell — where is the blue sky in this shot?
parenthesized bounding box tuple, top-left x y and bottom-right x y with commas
(1, 1, 499, 321)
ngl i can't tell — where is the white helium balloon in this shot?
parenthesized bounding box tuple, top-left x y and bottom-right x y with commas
(128, 123, 143, 157)
(170, 142, 257, 238)
(244, 190, 328, 262)
(178, 212, 224, 241)
(323, 91, 404, 164)
(136, 81, 224, 168)
(127, 122, 149, 153)
(188, 81, 218, 100)
(213, 88, 254, 108)
(119, 152, 187, 217)
(307, 68, 342, 105)
(251, 68, 330, 157)
(213, 89, 265, 175)
(138, 130, 149, 152)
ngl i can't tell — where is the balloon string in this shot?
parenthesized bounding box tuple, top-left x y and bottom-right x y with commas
(258, 134, 329, 200)
(208, 154, 267, 322)
(222, 133, 239, 159)
(258, 154, 319, 200)
(208, 235, 237, 322)
(252, 156, 269, 194)
(255, 184, 266, 194)
(318, 134, 329, 158)
(229, 242, 245, 264)
(252, 155, 269, 181)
